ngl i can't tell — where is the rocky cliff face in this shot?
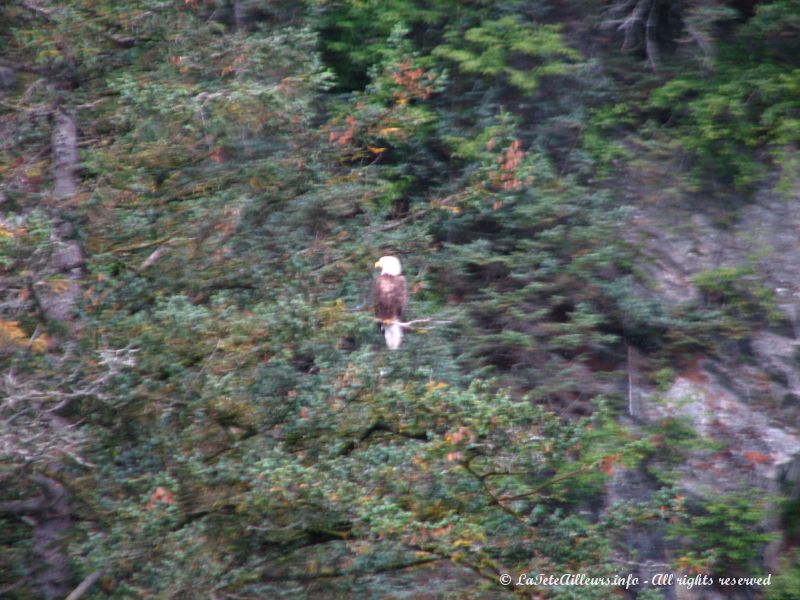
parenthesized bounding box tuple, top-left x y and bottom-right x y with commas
(613, 176, 800, 597)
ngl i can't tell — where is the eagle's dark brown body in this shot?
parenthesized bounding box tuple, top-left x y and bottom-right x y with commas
(373, 256, 408, 349)
(373, 274, 408, 323)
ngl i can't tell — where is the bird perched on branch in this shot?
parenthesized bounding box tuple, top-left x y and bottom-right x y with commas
(373, 255, 408, 350)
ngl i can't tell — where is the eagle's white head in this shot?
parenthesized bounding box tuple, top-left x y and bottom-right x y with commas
(375, 255, 402, 276)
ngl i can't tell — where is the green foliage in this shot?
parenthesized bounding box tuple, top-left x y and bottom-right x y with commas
(318, 0, 580, 95)
(638, 416, 718, 486)
(636, 589, 667, 600)
(639, 0, 800, 191)
(768, 549, 800, 600)
(428, 131, 630, 404)
(743, 0, 800, 49)
(434, 16, 579, 92)
(584, 0, 800, 192)
(651, 367, 676, 392)
(581, 103, 634, 176)
(646, 55, 800, 190)
(693, 265, 783, 328)
(668, 492, 775, 575)
(2, 0, 797, 597)
(75, 306, 639, 596)
(317, 0, 456, 89)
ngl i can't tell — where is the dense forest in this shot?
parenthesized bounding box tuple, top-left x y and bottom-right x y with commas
(2, 0, 800, 598)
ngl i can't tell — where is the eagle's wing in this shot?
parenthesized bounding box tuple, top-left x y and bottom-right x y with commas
(373, 275, 408, 321)
(373, 276, 385, 319)
(373, 274, 409, 350)
(395, 275, 408, 320)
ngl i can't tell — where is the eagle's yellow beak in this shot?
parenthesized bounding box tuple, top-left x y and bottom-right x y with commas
(374, 260, 381, 269)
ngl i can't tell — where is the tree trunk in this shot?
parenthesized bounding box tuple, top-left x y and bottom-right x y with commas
(44, 106, 83, 323)
(0, 476, 71, 598)
(30, 475, 72, 599)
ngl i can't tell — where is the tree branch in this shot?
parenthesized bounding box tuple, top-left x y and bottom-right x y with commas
(65, 570, 104, 600)
(461, 459, 525, 522)
(0, 58, 53, 76)
(497, 465, 590, 503)
(22, 0, 55, 18)
(0, 496, 47, 515)
(0, 579, 27, 596)
(261, 556, 442, 582)
(645, 0, 661, 70)
(378, 208, 428, 231)
(373, 317, 453, 330)
(30, 473, 66, 503)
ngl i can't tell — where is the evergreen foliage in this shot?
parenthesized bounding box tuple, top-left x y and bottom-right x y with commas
(1, 0, 798, 598)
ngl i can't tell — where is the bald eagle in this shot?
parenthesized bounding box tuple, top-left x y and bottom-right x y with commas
(374, 256, 408, 350)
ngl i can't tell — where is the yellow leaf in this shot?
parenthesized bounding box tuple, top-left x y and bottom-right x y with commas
(378, 127, 402, 136)
(25, 160, 49, 179)
(30, 334, 50, 353)
(425, 381, 448, 391)
(367, 145, 386, 154)
(0, 320, 48, 352)
(47, 277, 73, 295)
(0, 320, 27, 343)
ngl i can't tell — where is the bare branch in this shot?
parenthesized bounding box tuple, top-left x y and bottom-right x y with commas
(497, 465, 591, 502)
(59, 448, 96, 469)
(627, 343, 634, 417)
(373, 317, 453, 330)
(601, 0, 651, 51)
(22, 0, 54, 18)
(0, 579, 27, 596)
(645, 0, 661, 70)
(461, 459, 525, 522)
(30, 474, 66, 502)
(65, 570, 104, 600)
(137, 245, 168, 272)
(0, 58, 53, 76)
(104, 32, 136, 48)
(0, 496, 47, 515)
(261, 557, 442, 582)
(378, 209, 428, 231)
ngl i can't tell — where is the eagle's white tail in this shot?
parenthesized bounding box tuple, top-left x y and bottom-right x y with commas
(384, 321, 403, 350)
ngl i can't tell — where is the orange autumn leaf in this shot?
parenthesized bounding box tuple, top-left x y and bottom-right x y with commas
(599, 453, 621, 475)
(743, 451, 770, 465)
(445, 427, 472, 445)
(209, 147, 225, 163)
(429, 524, 453, 538)
(146, 486, 176, 510)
